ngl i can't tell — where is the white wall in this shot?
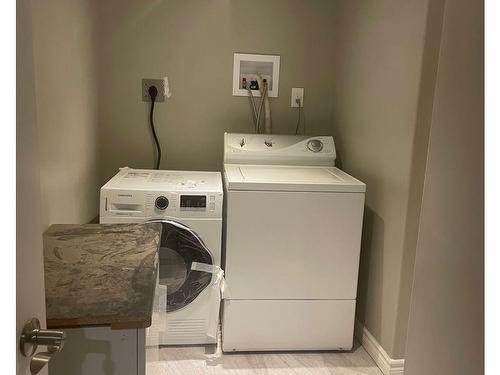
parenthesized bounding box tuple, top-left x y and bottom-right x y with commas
(404, 0, 484, 373)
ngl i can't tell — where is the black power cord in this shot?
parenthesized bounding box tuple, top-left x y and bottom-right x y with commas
(148, 85, 162, 170)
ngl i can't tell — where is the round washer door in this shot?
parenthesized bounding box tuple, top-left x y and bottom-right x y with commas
(154, 220, 214, 313)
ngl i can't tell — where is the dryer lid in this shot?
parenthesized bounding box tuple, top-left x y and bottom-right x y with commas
(224, 164, 366, 193)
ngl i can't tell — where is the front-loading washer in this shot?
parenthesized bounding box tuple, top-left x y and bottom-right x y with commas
(222, 133, 366, 352)
(100, 167, 223, 345)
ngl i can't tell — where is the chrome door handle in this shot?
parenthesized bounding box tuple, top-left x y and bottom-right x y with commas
(20, 317, 66, 374)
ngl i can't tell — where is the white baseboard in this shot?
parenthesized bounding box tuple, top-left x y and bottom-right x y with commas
(355, 320, 405, 375)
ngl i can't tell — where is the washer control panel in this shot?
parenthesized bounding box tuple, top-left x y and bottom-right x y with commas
(224, 133, 336, 166)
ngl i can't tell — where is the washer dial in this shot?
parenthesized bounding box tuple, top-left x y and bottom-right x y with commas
(307, 139, 324, 152)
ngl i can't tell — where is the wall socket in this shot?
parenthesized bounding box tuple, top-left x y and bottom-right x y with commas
(142, 79, 165, 102)
(291, 87, 304, 107)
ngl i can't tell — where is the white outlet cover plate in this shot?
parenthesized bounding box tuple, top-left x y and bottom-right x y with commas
(233, 53, 280, 98)
(291, 88, 304, 107)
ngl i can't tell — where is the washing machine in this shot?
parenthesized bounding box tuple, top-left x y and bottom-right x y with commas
(222, 133, 366, 351)
(100, 167, 223, 345)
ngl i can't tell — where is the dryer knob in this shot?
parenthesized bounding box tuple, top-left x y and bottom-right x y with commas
(307, 139, 324, 152)
(155, 196, 169, 210)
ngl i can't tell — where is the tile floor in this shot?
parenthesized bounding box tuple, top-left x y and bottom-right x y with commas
(146, 341, 382, 375)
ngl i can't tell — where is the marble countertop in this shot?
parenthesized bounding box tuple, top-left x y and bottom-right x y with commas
(43, 223, 161, 330)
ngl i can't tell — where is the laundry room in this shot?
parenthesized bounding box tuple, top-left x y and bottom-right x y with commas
(13, 1, 486, 375)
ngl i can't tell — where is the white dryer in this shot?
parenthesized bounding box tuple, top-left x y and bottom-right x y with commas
(222, 133, 366, 352)
(100, 167, 223, 345)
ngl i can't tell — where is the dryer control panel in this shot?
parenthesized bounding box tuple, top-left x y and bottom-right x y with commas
(100, 190, 223, 222)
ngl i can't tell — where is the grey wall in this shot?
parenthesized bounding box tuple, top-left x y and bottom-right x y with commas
(330, 0, 438, 358)
(404, 0, 484, 373)
(31, 0, 100, 229)
(95, 0, 340, 183)
(393, 0, 446, 355)
(17, 0, 48, 373)
(25, 0, 448, 361)
(94, 0, 440, 359)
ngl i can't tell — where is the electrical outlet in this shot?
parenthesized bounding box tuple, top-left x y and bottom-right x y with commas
(291, 88, 304, 107)
(142, 79, 165, 102)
